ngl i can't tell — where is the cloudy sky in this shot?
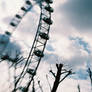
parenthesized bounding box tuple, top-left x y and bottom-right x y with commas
(0, 0, 92, 92)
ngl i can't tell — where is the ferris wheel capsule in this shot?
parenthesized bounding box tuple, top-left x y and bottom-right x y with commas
(21, 7, 28, 12)
(26, 0, 32, 5)
(5, 31, 11, 36)
(26, 68, 36, 75)
(39, 32, 49, 40)
(43, 17, 53, 25)
(10, 22, 17, 27)
(45, 0, 53, 4)
(45, 5, 54, 13)
(15, 14, 22, 19)
(34, 50, 44, 57)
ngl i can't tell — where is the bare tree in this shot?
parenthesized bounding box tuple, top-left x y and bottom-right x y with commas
(77, 84, 81, 92)
(38, 80, 43, 92)
(87, 67, 92, 89)
(49, 63, 73, 92)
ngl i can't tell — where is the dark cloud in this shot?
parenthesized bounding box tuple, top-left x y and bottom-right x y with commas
(0, 33, 21, 60)
(60, 0, 92, 31)
(0, 34, 10, 56)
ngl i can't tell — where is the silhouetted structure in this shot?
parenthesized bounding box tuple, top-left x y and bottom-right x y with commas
(38, 80, 43, 92)
(12, 0, 54, 91)
(77, 84, 81, 92)
(32, 79, 35, 92)
(87, 67, 92, 88)
(51, 63, 73, 92)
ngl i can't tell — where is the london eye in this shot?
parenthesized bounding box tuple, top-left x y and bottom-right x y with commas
(0, 0, 54, 92)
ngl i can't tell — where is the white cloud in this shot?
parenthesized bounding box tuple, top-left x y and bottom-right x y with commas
(0, 0, 92, 92)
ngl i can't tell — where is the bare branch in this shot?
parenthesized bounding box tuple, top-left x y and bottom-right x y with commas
(77, 84, 81, 92)
(38, 80, 43, 92)
(46, 75, 51, 91)
(49, 70, 56, 77)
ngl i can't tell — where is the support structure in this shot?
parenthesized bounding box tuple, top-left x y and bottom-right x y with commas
(0, 0, 54, 92)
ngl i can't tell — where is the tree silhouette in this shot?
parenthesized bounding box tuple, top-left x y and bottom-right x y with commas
(87, 67, 92, 89)
(49, 63, 73, 92)
(77, 84, 81, 92)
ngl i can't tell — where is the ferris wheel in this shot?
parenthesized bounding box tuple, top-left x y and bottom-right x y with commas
(0, 0, 54, 92)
